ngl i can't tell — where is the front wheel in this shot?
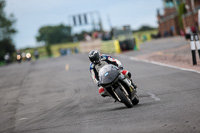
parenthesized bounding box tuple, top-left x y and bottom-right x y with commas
(132, 94, 139, 105)
(115, 87, 133, 108)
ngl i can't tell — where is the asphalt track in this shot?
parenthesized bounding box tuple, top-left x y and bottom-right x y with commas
(0, 37, 200, 133)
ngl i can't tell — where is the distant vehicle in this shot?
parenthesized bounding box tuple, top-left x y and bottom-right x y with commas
(34, 49, 39, 59)
(26, 52, 31, 61)
(113, 25, 136, 51)
(21, 52, 26, 61)
(16, 52, 22, 63)
(98, 64, 139, 108)
(4, 53, 10, 64)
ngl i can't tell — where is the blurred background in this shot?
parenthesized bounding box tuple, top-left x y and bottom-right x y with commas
(0, 0, 200, 65)
(1, 1, 200, 132)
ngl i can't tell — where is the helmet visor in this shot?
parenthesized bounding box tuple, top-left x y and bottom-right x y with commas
(90, 56, 100, 64)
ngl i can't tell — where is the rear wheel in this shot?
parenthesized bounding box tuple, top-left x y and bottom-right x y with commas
(115, 86, 133, 108)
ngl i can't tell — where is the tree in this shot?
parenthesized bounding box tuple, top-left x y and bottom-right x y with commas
(36, 24, 72, 57)
(0, 0, 17, 61)
(178, 3, 187, 30)
(45, 44, 52, 57)
(36, 24, 72, 45)
(73, 30, 88, 41)
(136, 25, 157, 32)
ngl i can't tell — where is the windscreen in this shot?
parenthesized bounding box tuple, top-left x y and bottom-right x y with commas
(99, 65, 113, 78)
(99, 64, 119, 84)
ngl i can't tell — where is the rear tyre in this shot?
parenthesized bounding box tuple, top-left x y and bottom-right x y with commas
(132, 94, 139, 105)
(115, 87, 133, 108)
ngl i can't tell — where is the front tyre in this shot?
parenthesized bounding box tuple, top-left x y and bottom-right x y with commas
(132, 94, 139, 105)
(115, 87, 133, 108)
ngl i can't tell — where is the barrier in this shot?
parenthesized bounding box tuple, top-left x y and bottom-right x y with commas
(51, 42, 79, 57)
(101, 40, 121, 54)
(119, 39, 135, 52)
(190, 34, 200, 65)
(79, 39, 134, 54)
(194, 34, 200, 61)
(134, 38, 141, 50)
(79, 39, 101, 53)
(114, 40, 121, 53)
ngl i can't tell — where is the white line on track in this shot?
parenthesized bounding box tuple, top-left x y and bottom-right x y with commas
(116, 54, 200, 101)
(117, 54, 200, 74)
(19, 118, 27, 121)
(138, 89, 161, 101)
(130, 57, 200, 74)
(147, 92, 160, 101)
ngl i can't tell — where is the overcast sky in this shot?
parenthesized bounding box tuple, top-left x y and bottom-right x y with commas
(5, 0, 163, 49)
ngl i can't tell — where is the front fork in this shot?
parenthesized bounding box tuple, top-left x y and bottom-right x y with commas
(119, 73, 137, 97)
(108, 74, 137, 102)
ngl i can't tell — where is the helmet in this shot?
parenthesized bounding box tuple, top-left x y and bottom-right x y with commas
(89, 50, 101, 64)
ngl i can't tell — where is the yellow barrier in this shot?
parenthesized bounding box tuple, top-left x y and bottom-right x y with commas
(134, 38, 141, 50)
(114, 40, 121, 53)
(133, 30, 157, 51)
(101, 40, 121, 54)
(51, 42, 79, 57)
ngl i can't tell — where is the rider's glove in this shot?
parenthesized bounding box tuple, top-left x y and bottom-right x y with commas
(118, 65, 124, 70)
(97, 81, 101, 87)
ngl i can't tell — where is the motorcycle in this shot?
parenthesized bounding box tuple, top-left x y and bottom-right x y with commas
(99, 64, 139, 108)
(16, 54, 22, 63)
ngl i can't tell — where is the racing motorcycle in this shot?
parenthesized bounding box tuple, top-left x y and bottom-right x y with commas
(16, 54, 22, 63)
(99, 64, 139, 108)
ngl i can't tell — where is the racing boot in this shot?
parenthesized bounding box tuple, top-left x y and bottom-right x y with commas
(122, 70, 137, 89)
(130, 79, 137, 89)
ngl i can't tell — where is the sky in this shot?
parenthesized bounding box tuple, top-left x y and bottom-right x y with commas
(5, 0, 163, 49)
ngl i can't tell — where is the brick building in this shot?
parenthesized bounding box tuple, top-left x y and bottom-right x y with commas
(157, 0, 200, 37)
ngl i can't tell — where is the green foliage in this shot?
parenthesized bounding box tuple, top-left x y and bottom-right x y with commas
(50, 42, 79, 57)
(0, 61, 5, 66)
(36, 24, 72, 45)
(0, 39, 15, 61)
(133, 29, 158, 37)
(45, 45, 52, 57)
(178, 3, 187, 29)
(133, 25, 157, 33)
(73, 31, 88, 41)
(20, 42, 79, 58)
(101, 40, 116, 53)
(133, 29, 158, 45)
(0, 0, 17, 61)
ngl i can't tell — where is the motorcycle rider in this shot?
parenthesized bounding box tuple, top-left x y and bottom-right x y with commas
(89, 50, 137, 97)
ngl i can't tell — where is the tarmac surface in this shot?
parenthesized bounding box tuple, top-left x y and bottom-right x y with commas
(0, 37, 200, 133)
(124, 36, 200, 71)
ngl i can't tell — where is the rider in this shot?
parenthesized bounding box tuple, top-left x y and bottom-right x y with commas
(89, 50, 137, 97)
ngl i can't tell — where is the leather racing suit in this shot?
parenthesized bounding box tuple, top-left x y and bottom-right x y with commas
(89, 54, 133, 97)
